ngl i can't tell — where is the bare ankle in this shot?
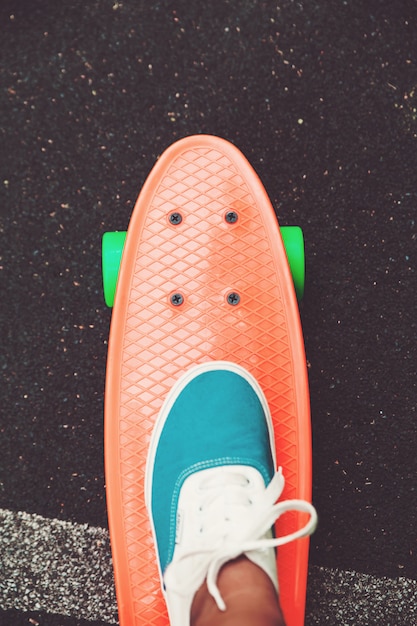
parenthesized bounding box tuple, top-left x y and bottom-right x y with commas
(191, 555, 286, 626)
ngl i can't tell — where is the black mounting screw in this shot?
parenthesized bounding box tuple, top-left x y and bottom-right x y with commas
(227, 292, 240, 306)
(225, 211, 238, 224)
(169, 212, 183, 225)
(170, 293, 184, 306)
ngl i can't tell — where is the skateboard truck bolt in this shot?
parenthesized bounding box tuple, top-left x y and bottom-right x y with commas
(169, 212, 183, 225)
(170, 293, 184, 306)
(227, 292, 240, 306)
(225, 211, 238, 224)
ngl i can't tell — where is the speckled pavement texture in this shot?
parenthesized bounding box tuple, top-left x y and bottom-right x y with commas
(1, 509, 417, 625)
(1, 0, 417, 624)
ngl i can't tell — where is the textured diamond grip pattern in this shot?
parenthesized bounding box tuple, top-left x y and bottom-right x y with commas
(105, 135, 312, 626)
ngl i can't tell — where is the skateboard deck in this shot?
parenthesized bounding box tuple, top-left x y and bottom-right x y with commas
(104, 134, 312, 626)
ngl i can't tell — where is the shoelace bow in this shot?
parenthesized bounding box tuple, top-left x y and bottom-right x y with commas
(164, 467, 318, 611)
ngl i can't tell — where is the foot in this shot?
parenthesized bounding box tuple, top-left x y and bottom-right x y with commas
(145, 361, 317, 626)
(191, 555, 286, 626)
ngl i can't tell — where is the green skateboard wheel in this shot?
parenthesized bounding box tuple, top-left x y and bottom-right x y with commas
(280, 226, 305, 301)
(102, 231, 126, 307)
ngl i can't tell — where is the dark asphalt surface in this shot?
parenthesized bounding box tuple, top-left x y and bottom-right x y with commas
(1, 0, 417, 624)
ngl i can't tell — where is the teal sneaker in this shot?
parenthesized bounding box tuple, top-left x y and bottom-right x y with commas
(145, 361, 317, 626)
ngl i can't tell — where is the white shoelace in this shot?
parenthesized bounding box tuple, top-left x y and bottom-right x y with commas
(164, 467, 318, 611)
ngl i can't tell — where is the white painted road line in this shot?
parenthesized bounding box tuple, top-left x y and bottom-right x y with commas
(1, 508, 416, 625)
(0, 508, 117, 623)
(306, 566, 417, 625)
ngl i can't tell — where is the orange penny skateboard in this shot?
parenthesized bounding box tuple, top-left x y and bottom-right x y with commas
(103, 135, 313, 626)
